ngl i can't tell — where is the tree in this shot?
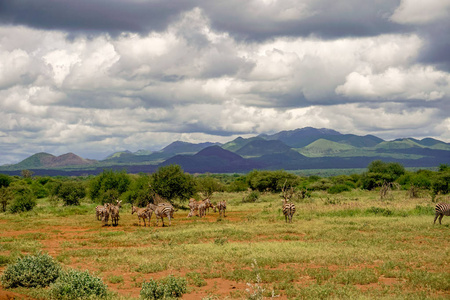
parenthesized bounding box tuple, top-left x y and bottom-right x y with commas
(56, 181, 87, 206)
(196, 176, 224, 198)
(21, 170, 34, 178)
(8, 182, 36, 213)
(89, 169, 131, 203)
(360, 160, 406, 190)
(0, 186, 14, 212)
(0, 174, 12, 188)
(247, 170, 299, 192)
(151, 165, 195, 203)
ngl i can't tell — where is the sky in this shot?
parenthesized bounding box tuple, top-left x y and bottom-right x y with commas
(1, 0, 450, 165)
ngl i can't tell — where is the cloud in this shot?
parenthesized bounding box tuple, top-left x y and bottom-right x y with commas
(336, 66, 450, 101)
(390, 0, 450, 25)
(0, 2, 450, 165)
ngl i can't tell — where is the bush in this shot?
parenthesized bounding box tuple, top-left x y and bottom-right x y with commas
(89, 169, 131, 202)
(1, 252, 61, 288)
(328, 184, 351, 194)
(8, 182, 37, 213)
(140, 275, 187, 299)
(9, 194, 36, 213)
(50, 269, 108, 300)
(55, 181, 87, 206)
(242, 191, 260, 203)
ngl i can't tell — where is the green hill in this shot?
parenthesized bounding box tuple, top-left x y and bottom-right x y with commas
(13, 152, 55, 169)
(222, 137, 264, 152)
(375, 139, 424, 150)
(299, 139, 356, 157)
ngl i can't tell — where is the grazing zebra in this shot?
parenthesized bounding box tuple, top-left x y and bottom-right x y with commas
(131, 205, 152, 226)
(110, 200, 122, 226)
(281, 182, 296, 223)
(198, 202, 207, 218)
(434, 202, 450, 225)
(101, 203, 111, 226)
(95, 205, 104, 221)
(214, 201, 227, 217)
(203, 198, 214, 214)
(147, 203, 174, 226)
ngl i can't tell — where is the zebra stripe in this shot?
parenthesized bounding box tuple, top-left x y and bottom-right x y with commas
(215, 201, 226, 217)
(434, 202, 450, 225)
(148, 203, 174, 226)
(282, 201, 296, 223)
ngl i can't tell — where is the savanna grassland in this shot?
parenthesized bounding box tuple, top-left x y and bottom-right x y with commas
(0, 190, 449, 299)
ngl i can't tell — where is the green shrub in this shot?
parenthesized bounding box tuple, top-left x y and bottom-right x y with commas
(366, 207, 393, 216)
(140, 275, 187, 299)
(186, 272, 207, 287)
(1, 252, 61, 288)
(242, 191, 260, 203)
(56, 181, 86, 206)
(49, 269, 108, 300)
(328, 184, 351, 194)
(8, 194, 36, 213)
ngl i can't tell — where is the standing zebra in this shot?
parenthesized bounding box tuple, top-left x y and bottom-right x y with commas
(147, 203, 174, 226)
(434, 202, 450, 224)
(214, 201, 227, 218)
(281, 182, 296, 223)
(110, 200, 122, 226)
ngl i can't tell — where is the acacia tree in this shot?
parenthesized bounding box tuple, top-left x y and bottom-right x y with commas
(150, 165, 195, 203)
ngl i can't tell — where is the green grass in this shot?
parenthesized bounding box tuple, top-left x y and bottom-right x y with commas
(0, 191, 449, 299)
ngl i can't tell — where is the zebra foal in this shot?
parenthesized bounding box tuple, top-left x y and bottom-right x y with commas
(434, 202, 450, 225)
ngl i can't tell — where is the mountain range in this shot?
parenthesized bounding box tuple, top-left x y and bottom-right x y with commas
(1, 127, 449, 176)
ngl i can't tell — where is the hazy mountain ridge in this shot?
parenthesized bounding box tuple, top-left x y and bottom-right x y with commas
(1, 127, 450, 175)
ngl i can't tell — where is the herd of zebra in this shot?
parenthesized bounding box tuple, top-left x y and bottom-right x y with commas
(95, 197, 227, 227)
(95, 196, 450, 227)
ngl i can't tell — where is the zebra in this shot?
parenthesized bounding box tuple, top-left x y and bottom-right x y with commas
(214, 201, 227, 217)
(101, 203, 111, 226)
(203, 198, 214, 214)
(198, 202, 207, 218)
(95, 205, 104, 221)
(132, 205, 152, 227)
(281, 182, 296, 223)
(282, 200, 296, 223)
(110, 200, 122, 226)
(147, 203, 174, 226)
(434, 202, 450, 225)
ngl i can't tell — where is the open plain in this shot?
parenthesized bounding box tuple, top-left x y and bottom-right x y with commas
(0, 190, 449, 299)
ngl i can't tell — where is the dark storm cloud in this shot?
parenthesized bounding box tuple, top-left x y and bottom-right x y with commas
(417, 21, 450, 71)
(0, 0, 406, 39)
(0, 0, 195, 35)
(202, 0, 407, 40)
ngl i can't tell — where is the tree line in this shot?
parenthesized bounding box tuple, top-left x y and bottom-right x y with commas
(0, 161, 449, 213)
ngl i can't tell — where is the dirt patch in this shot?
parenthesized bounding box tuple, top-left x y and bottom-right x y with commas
(0, 289, 35, 300)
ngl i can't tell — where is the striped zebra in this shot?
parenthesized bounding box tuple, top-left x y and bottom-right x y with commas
(282, 200, 296, 223)
(434, 202, 450, 225)
(281, 182, 296, 223)
(214, 201, 227, 217)
(147, 203, 174, 227)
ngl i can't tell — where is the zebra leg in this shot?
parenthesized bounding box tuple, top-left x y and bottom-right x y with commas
(434, 213, 439, 224)
(439, 214, 444, 225)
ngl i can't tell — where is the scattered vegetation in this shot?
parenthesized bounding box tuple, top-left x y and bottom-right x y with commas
(140, 275, 187, 299)
(0, 161, 449, 299)
(49, 269, 108, 300)
(1, 252, 61, 288)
